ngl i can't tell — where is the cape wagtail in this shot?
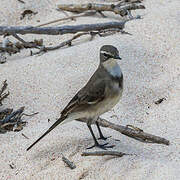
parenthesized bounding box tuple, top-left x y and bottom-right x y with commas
(27, 45, 123, 151)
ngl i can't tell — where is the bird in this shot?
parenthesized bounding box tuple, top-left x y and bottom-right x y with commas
(27, 45, 123, 151)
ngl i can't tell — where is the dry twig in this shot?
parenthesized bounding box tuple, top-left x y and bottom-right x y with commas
(36, 12, 96, 27)
(61, 153, 76, 169)
(57, 2, 145, 17)
(21, 112, 39, 117)
(81, 151, 129, 157)
(77, 118, 170, 145)
(32, 29, 125, 55)
(22, 133, 29, 139)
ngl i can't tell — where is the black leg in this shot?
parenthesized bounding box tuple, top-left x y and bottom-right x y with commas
(88, 124, 99, 145)
(96, 122, 111, 140)
(86, 124, 114, 150)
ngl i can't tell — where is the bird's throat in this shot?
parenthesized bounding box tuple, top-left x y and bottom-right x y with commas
(102, 58, 122, 78)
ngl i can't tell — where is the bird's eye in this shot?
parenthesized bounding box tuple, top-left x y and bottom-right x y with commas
(103, 53, 111, 58)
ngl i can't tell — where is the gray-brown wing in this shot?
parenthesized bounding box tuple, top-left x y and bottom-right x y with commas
(61, 79, 106, 117)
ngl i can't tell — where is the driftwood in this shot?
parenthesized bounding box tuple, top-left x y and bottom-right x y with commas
(0, 20, 130, 55)
(0, 1, 145, 58)
(0, 1, 145, 56)
(81, 151, 129, 157)
(0, 21, 126, 36)
(37, 1, 143, 28)
(77, 118, 170, 146)
(0, 30, 127, 56)
(57, 2, 145, 17)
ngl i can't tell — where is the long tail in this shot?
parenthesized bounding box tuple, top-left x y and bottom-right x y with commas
(27, 116, 67, 151)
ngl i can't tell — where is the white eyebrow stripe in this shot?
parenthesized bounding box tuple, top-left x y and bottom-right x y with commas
(100, 50, 113, 56)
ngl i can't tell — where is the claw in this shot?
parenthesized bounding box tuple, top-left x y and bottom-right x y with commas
(86, 142, 115, 150)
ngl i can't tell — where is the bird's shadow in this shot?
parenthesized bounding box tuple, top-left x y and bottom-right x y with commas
(29, 136, 93, 160)
(28, 132, 164, 170)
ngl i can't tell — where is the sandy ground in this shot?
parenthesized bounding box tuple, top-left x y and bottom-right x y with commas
(0, 0, 180, 179)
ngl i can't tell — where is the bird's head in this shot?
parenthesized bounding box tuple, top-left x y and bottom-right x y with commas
(100, 45, 121, 63)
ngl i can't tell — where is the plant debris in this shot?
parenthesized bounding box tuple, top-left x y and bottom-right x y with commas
(81, 151, 130, 157)
(154, 97, 166, 105)
(17, 0, 25, 4)
(0, 80, 9, 105)
(0, 54, 7, 64)
(0, 0, 145, 58)
(20, 10, 38, 20)
(9, 163, 16, 169)
(21, 133, 29, 139)
(0, 80, 38, 133)
(61, 153, 76, 169)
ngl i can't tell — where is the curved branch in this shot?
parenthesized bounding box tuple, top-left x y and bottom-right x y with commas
(77, 118, 170, 146)
(57, 3, 145, 16)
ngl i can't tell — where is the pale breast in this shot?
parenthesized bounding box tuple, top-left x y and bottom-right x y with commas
(102, 58, 122, 79)
(87, 82, 123, 118)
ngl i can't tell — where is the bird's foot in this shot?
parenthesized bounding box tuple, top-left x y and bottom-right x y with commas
(86, 142, 115, 150)
(98, 135, 111, 140)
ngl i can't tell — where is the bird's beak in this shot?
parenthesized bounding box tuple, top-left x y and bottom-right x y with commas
(114, 55, 122, 60)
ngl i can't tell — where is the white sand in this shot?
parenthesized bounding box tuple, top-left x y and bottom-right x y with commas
(0, 0, 180, 179)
